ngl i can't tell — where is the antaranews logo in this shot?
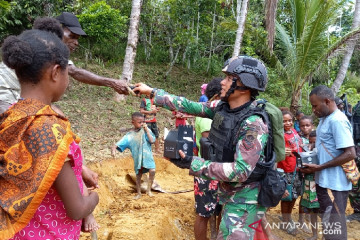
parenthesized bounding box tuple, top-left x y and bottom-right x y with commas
(248, 219, 342, 235)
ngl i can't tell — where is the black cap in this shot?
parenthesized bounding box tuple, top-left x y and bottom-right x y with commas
(56, 12, 87, 36)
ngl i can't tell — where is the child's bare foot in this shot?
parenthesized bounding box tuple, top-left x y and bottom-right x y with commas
(133, 194, 142, 200)
(147, 191, 154, 197)
(82, 214, 100, 232)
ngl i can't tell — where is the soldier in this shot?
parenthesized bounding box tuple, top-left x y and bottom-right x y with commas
(133, 56, 270, 239)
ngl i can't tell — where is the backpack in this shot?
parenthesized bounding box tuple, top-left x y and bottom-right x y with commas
(235, 99, 286, 207)
(257, 99, 286, 163)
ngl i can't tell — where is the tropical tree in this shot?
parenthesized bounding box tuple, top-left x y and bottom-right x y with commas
(274, 0, 360, 112)
(233, 0, 249, 56)
(265, 0, 278, 53)
(331, 0, 360, 94)
(116, 0, 142, 101)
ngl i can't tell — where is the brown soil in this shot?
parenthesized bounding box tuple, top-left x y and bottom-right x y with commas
(79, 153, 360, 240)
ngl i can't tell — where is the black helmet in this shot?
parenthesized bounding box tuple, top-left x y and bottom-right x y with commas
(222, 56, 268, 92)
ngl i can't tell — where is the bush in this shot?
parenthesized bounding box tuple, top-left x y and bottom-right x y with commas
(77, 1, 128, 61)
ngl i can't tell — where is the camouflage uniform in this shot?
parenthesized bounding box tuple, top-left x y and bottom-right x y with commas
(154, 89, 268, 239)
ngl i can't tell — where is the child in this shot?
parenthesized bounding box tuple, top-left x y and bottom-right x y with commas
(0, 30, 99, 240)
(277, 110, 303, 236)
(112, 112, 156, 200)
(300, 129, 319, 240)
(294, 110, 304, 133)
(140, 96, 160, 153)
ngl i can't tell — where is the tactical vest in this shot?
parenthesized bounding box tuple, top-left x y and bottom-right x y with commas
(205, 100, 275, 183)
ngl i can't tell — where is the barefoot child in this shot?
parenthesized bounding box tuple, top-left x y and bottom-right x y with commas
(0, 29, 99, 240)
(112, 112, 156, 199)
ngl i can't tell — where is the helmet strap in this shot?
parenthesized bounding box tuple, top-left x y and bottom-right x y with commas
(222, 78, 249, 102)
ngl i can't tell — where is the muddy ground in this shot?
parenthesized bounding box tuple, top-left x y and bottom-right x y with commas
(79, 153, 360, 240)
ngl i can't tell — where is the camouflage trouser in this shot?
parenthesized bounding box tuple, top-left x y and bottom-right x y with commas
(216, 202, 266, 240)
(350, 145, 360, 213)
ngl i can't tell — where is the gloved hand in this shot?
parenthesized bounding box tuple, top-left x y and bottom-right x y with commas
(169, 150, 192, 169)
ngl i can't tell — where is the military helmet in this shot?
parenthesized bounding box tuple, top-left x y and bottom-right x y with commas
(222, 56, 268, 92)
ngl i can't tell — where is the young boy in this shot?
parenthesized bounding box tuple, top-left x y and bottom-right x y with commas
(112, 112, 156, 200)
(299, 120, 319, 240)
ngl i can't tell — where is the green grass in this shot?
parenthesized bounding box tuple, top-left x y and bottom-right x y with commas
(58, 60, 212, 162)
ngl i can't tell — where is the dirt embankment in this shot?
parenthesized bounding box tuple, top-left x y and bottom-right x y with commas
(79, 154, 360, 240)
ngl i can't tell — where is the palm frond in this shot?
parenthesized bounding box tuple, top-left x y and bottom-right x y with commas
(295, 0, 339, 88)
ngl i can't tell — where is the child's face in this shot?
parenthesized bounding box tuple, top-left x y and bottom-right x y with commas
(283, 114, 293, 131)
(132, 117, 145, 129)
(309, 136, 316, 145)
(296, 113, 304, 120)
(299, 119, 313, 135)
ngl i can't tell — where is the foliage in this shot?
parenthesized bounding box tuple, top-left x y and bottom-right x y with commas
(77, 1, 128, 61)
(272, 0, 357, 111)
(0, 0, 72, 42)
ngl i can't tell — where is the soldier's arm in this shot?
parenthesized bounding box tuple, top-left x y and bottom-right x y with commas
(153, 89, 217, 119)
(189, 115, 269, 182)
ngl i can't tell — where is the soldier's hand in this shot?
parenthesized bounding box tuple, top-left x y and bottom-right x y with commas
(168, 150, 192, 169)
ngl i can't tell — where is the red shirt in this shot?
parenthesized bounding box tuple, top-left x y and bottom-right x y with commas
(172, 111, 187, 127)
(140, 98, 157, 123)
(277, 128, 303, 173)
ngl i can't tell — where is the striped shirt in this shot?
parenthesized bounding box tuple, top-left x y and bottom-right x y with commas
(0, 62, 20, 104)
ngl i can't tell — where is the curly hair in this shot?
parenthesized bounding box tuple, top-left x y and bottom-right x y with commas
(281, 110, 293, 118)
(205, 77, 222, 99)
(2, 29, 69, 84)
(33, 17, 63, 40)
(299, 115, 313, 124)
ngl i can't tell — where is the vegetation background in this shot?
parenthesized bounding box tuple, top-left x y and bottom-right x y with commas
(1, 0, 360, 156)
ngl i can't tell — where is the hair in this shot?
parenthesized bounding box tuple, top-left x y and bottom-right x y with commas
(33, 17, 63, 40)
(309, 130, 317, 138)
(299, 115, 313, 124)
(281, 110, 293, 118)
(132, 112, 144, 119)
(309, 85, 335, 101)
(295, 110, 304, 116)
(279, 107, 290, 111)
(2, 29, 69, 84)
(205, 77, 222, 99)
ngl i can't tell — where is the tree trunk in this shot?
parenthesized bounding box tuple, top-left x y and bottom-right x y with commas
(265, 0, 278, 53)
(115, 0, 142, 101)
(331, 0, 360, 94)
(232, 0, 248, 57)
(207, 3, 217, 72)
(290, 87, 302, 114)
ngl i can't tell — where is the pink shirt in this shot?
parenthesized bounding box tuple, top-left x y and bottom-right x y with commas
(10, 141, 84, 240)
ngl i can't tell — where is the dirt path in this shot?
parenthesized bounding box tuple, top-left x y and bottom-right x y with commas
(80, 155, 360, 240)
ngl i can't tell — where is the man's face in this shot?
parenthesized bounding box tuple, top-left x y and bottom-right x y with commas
(220, 75, 244, 101)
(62, 27, 80, 53)
(310, 94, 330, 118)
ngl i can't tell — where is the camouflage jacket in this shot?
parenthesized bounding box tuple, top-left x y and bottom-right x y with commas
(154, 89, 269, 205)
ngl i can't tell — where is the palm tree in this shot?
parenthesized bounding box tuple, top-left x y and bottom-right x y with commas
(274, 0, 360, 112)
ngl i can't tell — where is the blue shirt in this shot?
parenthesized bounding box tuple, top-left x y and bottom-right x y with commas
(199, 95, 208, 102)
(116, 128, 156, 174)
(315, 110, 354, 191)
